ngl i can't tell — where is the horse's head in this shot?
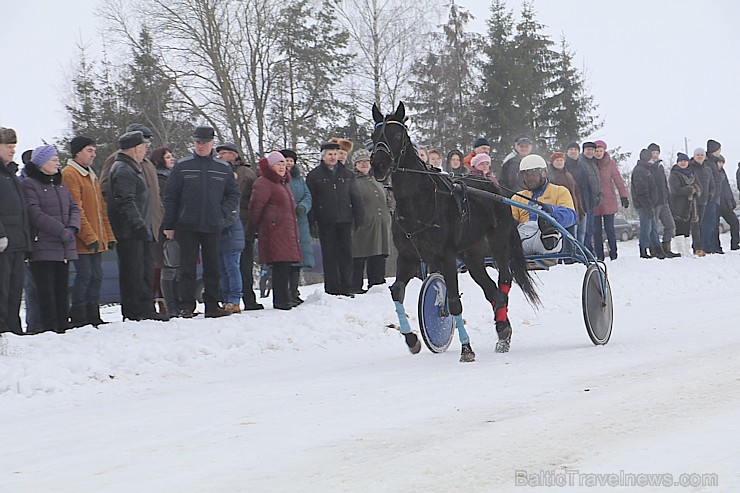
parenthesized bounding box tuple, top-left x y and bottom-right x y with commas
(371, 101, 408, 182)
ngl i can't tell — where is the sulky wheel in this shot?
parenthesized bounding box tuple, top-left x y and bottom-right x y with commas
(417, 272, 455, 353)
(582, 263, 613, 345)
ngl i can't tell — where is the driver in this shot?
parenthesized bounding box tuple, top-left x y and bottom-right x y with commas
(511, 154, 577, 255)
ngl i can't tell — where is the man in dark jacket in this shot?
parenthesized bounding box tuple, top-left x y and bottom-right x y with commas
(715, 155, 739, 250)
(703, 139, 724, 253)
(690, 147, 715, 255)
(108, 131, 166, 322)
(163, 126, 240, 318)
(576, 142, 603, 253)
(564, 142, 587, 244)
(499, 134, 534, 194)
(216, 142, 262, 310)
(631, 149, 664, 259)
(0, 127, 31, 335)
(647, 143, 679, 257)
(306, 141, 364, 297)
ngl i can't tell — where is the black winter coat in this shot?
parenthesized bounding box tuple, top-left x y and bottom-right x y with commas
(500, 152, 523, 194)
(577, 154, 603, 210)
(0, 161, 31, 253)
(162, 152, 241, 234)
(689, 159, 715, 207)
(705, 154, 723, 206)
(718, 167, 737, 210)
(107, 152, 152, 240)
(631, 160, 659, 210)
(651, 160, 670, 205)
(669, 166, 701, 223)
(305, 161, 365, 227)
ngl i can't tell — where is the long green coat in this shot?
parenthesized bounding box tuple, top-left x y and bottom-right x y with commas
(351, 171, 391, 258)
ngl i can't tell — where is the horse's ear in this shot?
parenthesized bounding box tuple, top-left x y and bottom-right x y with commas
(394, 101, 406, 121)
(372, 103, 383, 124)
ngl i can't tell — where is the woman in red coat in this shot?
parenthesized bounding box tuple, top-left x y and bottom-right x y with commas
(593, 140, 629, 261)
(249, 152, 302, 310)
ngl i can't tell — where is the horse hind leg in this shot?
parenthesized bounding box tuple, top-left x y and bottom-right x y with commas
(390, 260, 421, 354)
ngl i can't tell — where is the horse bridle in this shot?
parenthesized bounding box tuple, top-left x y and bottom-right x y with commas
(371, 119, 408, 182)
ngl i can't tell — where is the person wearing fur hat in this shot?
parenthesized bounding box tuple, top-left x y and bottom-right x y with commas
(714, 155, 739, 251)
(469, 153, 498, 183)
(61, 137, 117, 327)
(22, 146, 81, 333)
(0, 127, 32, 335)
(463, 137, 490, 168)
(592, 141, 629, 261)
(499, 134, 534, 193)
(283, 149, 314, 306)
(444, 149, 468, 177)
(631, 149, 664, 259)
(647, 143, 679, 257)
(306, 142, 365, 297)
(249, 152, 302, 310)
(701, 139, 724, 253)
(350, 148, 391, 294)
(689, 147, 714, 256)
(329, 138, 354, 165)
(669, 153, 702, 257)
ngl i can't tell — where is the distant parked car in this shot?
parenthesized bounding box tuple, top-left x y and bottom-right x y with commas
(613, 215, 639, 241)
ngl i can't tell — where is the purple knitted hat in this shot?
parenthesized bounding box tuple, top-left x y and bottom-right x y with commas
(266, 151, 285, 167)
(31, 145, 58, 167)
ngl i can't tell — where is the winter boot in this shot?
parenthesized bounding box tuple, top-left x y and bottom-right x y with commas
(649, 246, 666, 259)
(662, 241, 680, 258)
(639, 247, 652, 259)
(86, 304, 108, 327)
(155, 298, 167, 315)
(160, 273, 180, 318)
(460, 343, 476, 363)
(69, 305, 88, 328)
(288, 268, 304, 306)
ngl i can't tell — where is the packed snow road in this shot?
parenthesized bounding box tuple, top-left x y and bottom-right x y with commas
(1, 242, 737, 492)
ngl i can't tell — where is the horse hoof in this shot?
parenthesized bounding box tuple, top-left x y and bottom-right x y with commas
(460, 343, 476, 362)
(495, 336, 511, 353)
(404, 332, 421, 354)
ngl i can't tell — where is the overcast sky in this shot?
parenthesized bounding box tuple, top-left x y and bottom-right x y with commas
(3, 0, 740, 169)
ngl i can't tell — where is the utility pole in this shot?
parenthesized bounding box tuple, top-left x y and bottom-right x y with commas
(684, 137, 689, 155)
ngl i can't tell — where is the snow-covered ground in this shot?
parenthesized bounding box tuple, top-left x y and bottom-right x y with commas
(1, 238, 737, 493)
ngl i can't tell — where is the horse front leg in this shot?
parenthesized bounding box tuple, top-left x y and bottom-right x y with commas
(493, 270, 513, 353)
(390, 257, 421, 354)
(441, 258, 475, 363)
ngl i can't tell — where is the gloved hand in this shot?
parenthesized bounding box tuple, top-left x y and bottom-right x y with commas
(108, 241, 117, 251)
(539, 203, 554, 215)
(61, 227, 76, 243)
(621, 197, 629, 209)
(296, 205, 307, 218)
(86, 240, 99, 253)
(0, 236, 8, 253)
(309, 222, 319, 239)
(133, 226, 150, 241)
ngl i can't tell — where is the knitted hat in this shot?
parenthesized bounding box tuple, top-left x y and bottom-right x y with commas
(119, 131, 145, 150)
(471, 153, 492, 168)
(31, 145, 58, 167)
(717, 154, 726, 163)
(648, 143, 660, 152)
(693, 147, 705, 156)
(639, 149, 652, 161)
(279, 149, 298, 161)
(70, 136, 95, 157)
(566, 141, 580, 151)
(706, 139, 721, 154)
(549, 151, 565, 163)
(329, 138, 353, 153)
(472, 137, 490, 149)
(676, 152, 690, 163)
(0, 127, 18, 145)
(352, 149, 371, 165)
(266, 151, 285, 167)
(594, 140, 607, 149)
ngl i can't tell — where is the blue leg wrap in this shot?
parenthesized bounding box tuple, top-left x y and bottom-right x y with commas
(394, 301, 412, 334)
(454, 314, 470, 344)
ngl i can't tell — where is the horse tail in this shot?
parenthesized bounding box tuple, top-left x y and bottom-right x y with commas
(508, 223, 541, 306)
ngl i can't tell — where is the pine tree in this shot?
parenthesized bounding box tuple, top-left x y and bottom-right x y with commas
(478, 0, 517, 165)
(407, 1, 480, 153)
(544, 37, 601, 151)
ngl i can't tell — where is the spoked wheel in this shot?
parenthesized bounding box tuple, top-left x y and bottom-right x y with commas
(417, 272, 454, 353)
(582, 263, 613, 345)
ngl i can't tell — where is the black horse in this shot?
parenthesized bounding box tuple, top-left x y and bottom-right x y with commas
(371, 102, 539, 361)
